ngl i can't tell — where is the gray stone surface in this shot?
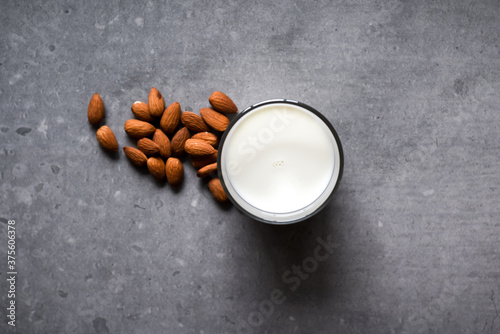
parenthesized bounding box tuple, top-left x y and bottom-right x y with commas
(1, 0, 500, 333)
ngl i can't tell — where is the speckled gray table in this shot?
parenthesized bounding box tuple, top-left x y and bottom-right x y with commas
(1, 1, 500, 333)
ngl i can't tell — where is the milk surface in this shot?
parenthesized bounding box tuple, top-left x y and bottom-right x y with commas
(221, 103, 335, 213)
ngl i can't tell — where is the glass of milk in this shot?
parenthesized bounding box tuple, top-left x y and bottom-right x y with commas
(218, 99, 343, 224)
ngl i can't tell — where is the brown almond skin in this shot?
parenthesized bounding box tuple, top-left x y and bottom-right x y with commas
(191, 151, 218, 169)
(197, 162, 217, 178)
(171, 127, 190, 156)
(147, 157, 165, 182)
(181, 111, 210, 133)
(160, 102, 181, 134)
(131, 101, 154, 122)
(184, 139, 217, 157)
(137, 138, 160, 156)
(96, 126, 118, 151)
(124, 119, 156, 138)
(149, 87, 165, 117)
(88, 93, 105, 125)
(123, 146, 147, 167)
(200, 108, 230, 132)
(152, 129, 171, 159)
(191, 132, 218, 147)
(208, 178, 228, 202)
(165, 157, 184, 187)
(209, 91, 238, 114)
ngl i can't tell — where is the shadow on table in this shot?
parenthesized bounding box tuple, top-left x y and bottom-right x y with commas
(240, 188, 348, 303)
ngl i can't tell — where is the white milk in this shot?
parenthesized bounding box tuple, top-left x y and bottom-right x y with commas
(220, 102, 341, 222)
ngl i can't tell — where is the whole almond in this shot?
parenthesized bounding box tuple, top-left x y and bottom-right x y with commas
(197, 162, 217, 178)
(152, 129, 171, 159)
(200, 108, 230, 132)
(209, 91, 238, 114)
(181, 111, 210, 133)
(131, 101, 154, 122)
(191, 151, 218, 169)
(171, 127, 190, 156)
(137, 138, 160, 156)
(165, 157, 183, 187)
(96, 126, 118, 151)
(148, 87, 165, 117)
(208, 178, 228, 202)
(147, 157, 165, 182)
(124, 119, 156, 138)
(184, 139, 217, 157)
(191, 132, 218, 147)
(123, 146, 147, 167)
(160, 102, 181, 134)
(88, 93, 105, 125)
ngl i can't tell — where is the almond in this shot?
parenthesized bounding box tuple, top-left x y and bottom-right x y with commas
(123, 146, 147, 167)
(208, 178, 228, 202)
(96, 126, 118, 151)
(181, 111, 210, 133)
(147, 157, 165, 182)
(160, 102, 181, 134)
(131, 101, 154, 122)
(191, 151, 218, 169)
(152, 129, 171, 159)
(124, 119, 156, 138)
(171, 127, 190, 156)
(209, 91, 238, 114)
(200, 108, 230, 132)
(191, 132, 218, 147)
(137, 138, 160, 156)
(148, 87, 165, 117)
(165, 157, 183, 187)
(197, 162, 217, 178)
(184, 139, 217, 157)
(88, 93, 105, 125)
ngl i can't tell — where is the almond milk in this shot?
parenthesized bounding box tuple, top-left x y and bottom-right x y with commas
(219, 101, 343, 223)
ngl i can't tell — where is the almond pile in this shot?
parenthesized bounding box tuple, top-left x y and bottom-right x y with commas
(88, 89, 238, 203)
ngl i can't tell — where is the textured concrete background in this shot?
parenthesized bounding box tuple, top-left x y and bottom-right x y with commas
(1, 0, 499, 333)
